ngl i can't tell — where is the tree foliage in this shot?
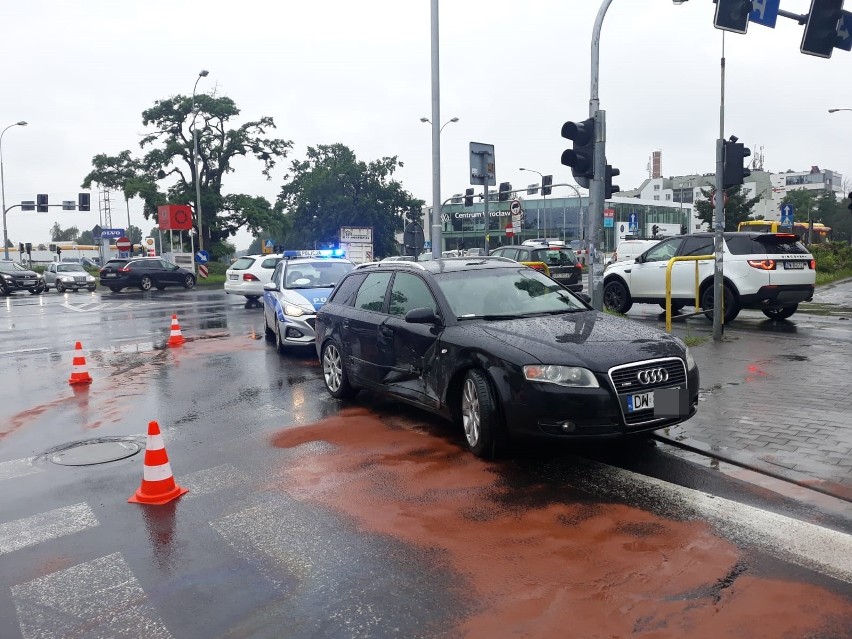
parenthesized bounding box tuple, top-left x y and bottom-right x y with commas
(780, 188, 851, 242)
(276, 144, 423, 257)
(82, 94, 293, 252)
(693, 185, 761, 231)
(50, 223, 80, 242)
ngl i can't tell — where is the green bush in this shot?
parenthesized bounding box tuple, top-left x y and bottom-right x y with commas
(810, 242, 852, 273)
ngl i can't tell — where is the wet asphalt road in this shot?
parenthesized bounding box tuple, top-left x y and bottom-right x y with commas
(0, 288, 850, 638)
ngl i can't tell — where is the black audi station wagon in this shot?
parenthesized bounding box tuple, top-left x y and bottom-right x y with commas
(315, 257, 699, 458)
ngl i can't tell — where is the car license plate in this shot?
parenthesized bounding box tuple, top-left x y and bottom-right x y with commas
(627, 392, 653, 412)
(229, 274, 238, 280)
(104, 273, 117, 278)
(784, 261, 804, 269)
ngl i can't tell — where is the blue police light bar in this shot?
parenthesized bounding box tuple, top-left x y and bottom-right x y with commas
(282, 249, 346, 259)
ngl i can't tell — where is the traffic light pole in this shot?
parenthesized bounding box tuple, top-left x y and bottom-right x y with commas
(712, 33, 727, 342)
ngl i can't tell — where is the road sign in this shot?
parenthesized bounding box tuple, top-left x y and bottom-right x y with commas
(98, 228, 125, 239)
(510, 199, 522, 215)
(195, 249, 210, 264)
(780, 203, 795, 226)
(469, 142, 496, 186)
(115, 237, 131, 251)
(749, 0, 780, 28)
(837, 11, 852, 51)
(262, 239, 274, 255)
(628, 212, 638, 232)
(710, 191, 730, 208)
(198, 264, 209, 279)
(423, 240, 431, 250)
(505, 224, 515, 238)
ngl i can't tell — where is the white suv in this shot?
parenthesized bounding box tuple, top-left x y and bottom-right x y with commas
(602, 232, 815, 322)
(225, 254, 283, 301)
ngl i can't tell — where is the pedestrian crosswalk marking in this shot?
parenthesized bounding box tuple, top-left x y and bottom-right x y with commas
(0, 457, 44, 482)
(0, 503, 98, 556)
(11, 552, 173, 639)
(181, 463, 249, 498)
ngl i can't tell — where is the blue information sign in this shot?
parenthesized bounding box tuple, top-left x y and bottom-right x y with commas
(195, 249, 210, 264)
(604, 217, 614, 228)
(628, 212, 638, 232)
(749, 0, 780, 29)
(780, 204, 794, 227)
(98, 228, 125, 239)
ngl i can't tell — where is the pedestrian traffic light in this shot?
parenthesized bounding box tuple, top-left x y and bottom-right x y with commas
(723, 137, 751, 188)
(604, 165, 620, 199)
(800, 0, 844, 58)
(36, 194, 48, 213)
(541, 175, 553, 196)
(498, 182, 512, 202)
(78, 192, 91, 212)
(713, 0, 751, 35)
(560, 118, 595, 189)
(464, 188, 474, 208)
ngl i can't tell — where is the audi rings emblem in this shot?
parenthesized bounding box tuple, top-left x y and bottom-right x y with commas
(637, 368, 669, 385)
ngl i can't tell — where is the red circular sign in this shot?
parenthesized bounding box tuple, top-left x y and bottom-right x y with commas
(116, 237, 131, 251)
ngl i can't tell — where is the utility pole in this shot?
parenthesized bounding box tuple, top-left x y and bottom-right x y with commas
(712, 32, 726, 342)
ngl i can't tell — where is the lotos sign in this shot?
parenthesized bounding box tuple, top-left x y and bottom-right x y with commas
(157, 204, 193, 231)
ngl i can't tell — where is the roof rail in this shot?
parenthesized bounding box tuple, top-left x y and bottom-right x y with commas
(354, 261, 427, 270)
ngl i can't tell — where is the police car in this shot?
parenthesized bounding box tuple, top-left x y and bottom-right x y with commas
(262, 250, 355, 351)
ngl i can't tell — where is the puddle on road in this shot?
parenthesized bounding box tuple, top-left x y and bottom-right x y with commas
(269, 407, 851, 638)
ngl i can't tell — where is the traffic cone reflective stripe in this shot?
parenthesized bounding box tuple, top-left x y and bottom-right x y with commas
(128, 420, 188, 505)
(168, 314, 185, 347)
(68, 341, 93, 385)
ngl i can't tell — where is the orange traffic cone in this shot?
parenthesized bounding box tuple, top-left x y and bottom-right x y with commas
(167, 314, 185, 347)
(128, 420, 188, 505)
(68, 341, 93, 386)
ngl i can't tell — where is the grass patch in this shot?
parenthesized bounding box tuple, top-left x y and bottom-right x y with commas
(604, 307, 626, 318)
(684, 335, 708, 347)
(815, 268, 852, 286)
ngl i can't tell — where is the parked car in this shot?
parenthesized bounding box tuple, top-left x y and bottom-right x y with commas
(61, 257, 100, 268)
(0, 260, 45, 295)
(99, 257, 196, 292)
(606, 239, 660, 266)
(315, 257, 699, 458)
(262, 252, 355, 351)
(44, 262, 97, 292)
(225, 254, 283, 301)
(602, 232, 816, 321)
(490, 242, 583, 291)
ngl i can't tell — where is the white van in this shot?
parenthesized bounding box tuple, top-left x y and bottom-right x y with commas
(607, 239, 660, 266)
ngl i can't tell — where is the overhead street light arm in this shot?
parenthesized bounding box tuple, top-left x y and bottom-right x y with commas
(1, 120, 29, 260)
(828, 108, 852, 113)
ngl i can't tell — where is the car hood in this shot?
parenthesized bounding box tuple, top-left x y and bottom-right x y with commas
(2, 268, 38, 278)
(474, 311, 685, 370)
(287, 287, 334, 311)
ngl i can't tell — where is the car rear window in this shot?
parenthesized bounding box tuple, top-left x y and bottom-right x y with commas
(103, 260, 128, 268)
(261, 257, 282, 269)
(230, 257, 256, 270)
(726, 235, 808, 255)
(531, 248, 577, 266)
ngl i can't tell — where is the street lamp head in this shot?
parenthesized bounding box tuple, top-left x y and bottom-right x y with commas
(16, 121, 27, 127)
(449, 117, 459, 123)
(672, 0, 688, 5)
(199, 69, 209, 77)
(420, 117, 430, 123)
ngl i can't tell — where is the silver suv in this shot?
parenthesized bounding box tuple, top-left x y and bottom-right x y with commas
(602, 232, 815, 322)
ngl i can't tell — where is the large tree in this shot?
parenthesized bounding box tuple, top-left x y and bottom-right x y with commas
(693, 185, 761, 231)
(50, 223, 80, 242)
(277, 144, 423, 257)
(82, 94, 292, 256)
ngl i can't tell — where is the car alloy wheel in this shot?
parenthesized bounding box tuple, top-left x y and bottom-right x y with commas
(461, 378, 482, 448)
(56, 282, 65, 293)
(183, 274, 195, 289)
(139, 276, 153, 291)
(321, 342, 356, 399)
(460, 369, 502, 459)
(603, 279, 632, 314)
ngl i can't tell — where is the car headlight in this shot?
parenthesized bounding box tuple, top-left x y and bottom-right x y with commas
(685, 346, 697, 371)
(2, 274, 12, 281)
(86, 276, 95, 282)
(523, 365, 600, 388)
(59, 276, 73, 282)
(36, 274, 43, 280)
(283, 303, 307, 317)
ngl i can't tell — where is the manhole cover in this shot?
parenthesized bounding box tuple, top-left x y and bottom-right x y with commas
(49, 439, 142, 466)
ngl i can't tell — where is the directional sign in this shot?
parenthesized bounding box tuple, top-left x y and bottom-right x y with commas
(628, 212, 638, 232)
(780, 203, 794, 227)
(98, 228, 125, 239)
(749, 0, 780, 28)
(195, 249, 210, 264)
(837, 11, 852, 51)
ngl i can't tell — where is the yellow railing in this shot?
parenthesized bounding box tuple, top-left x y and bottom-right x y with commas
(521, 261, 551, 276)
(664, 255, 714, 333)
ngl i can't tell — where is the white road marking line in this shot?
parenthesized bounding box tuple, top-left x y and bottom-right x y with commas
(0, 457, 44, 482)
(0, 503, 99, 556)
(11, 552, 173, 639)
(566, 460, 852, 584)
(181, 463, 249, 498)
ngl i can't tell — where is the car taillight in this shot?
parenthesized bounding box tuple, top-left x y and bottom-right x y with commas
(747, 259, 776, 270)
(119, 265, 131, 272)
(243, 273, 260, 281)
(575, 263, 583, 269)
(809, 259, 816, 270)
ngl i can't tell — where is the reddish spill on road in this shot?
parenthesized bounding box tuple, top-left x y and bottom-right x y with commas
(271, 407, 851, 638)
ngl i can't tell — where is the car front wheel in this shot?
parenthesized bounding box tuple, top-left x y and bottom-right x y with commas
(264, 312, 275, 340)
(55, 282, 65, 293)
(763, 304, 798, 320)
(139, 276, 153, 291)
(460, 369, 503, 459)
(321, 341, 356, 399)
(603, 279, 633, 314)
(183, 274, 196, 289)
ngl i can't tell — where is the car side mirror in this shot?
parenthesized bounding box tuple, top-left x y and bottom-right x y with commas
(634, 256, 643, 264)
(263, 282, 279, 292)
(404, 307, 441, 325)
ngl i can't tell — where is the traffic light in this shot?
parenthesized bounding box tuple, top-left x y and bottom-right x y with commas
(498, 182, 512, 202)
(541, 175, 553, 196)
(56, 246, 62, 258)
(723, 137, 751, 188)
(801, 0, 844, 58)
(713, 0, 751, 35)
(604, 165, 620, 199)
(18, 242, 24, 255)
(847, 192, 852, 214)
(464, 188, 474, 208)
(78, 192, 91, 212)
(25, 242, 32, 255)
(36, 194, 48, 213)
(561, 118, 595, 189)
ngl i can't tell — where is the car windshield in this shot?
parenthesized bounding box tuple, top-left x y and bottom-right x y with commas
(285, 261, 353, 289)
(530, 248, 577, 266)
(57, 264, 86, 273)
(0, 262, 28, 273)
(437, 267, 588, 319)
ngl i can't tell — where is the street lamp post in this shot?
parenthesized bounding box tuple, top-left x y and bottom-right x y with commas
(421, 115, 458, 256)
(1, 121, 28, 260)
(192, 69, 209, 252)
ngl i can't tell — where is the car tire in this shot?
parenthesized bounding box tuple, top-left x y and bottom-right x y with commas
(659, 301, 686, 312)
(321, 341, 356, 400)
(87, 286, 96, 293)
(603, 279, 632, 314)
(155, 284, 166, 291)
(762, 304, 798, 321)
(701, 283, 740, 323)
(109, 287, 122, 293)
(29, 284, 44, 294)
(275, 321, 287, 354)
(247, 295, 260, 302)
(264, 313, 275, 340)
(139, 276, 153, 291)
(55, 282, 65, 293)
(460, 369, 503, 459)
(183, 274, 196, 289)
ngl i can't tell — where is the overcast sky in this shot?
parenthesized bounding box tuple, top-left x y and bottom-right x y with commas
(2, 0, 850, 251)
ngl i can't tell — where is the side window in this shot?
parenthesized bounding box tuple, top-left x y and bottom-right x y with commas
(679, 237, 714, 257)
(354, 272, 392, 313)
(270, 262, 284, 285)
(388, 273, 438, 317)
(499, 248, 520, 261)
(261, 257, 281, 269)
(327, 273, 366, 306)
(643, 239, 683, 263)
